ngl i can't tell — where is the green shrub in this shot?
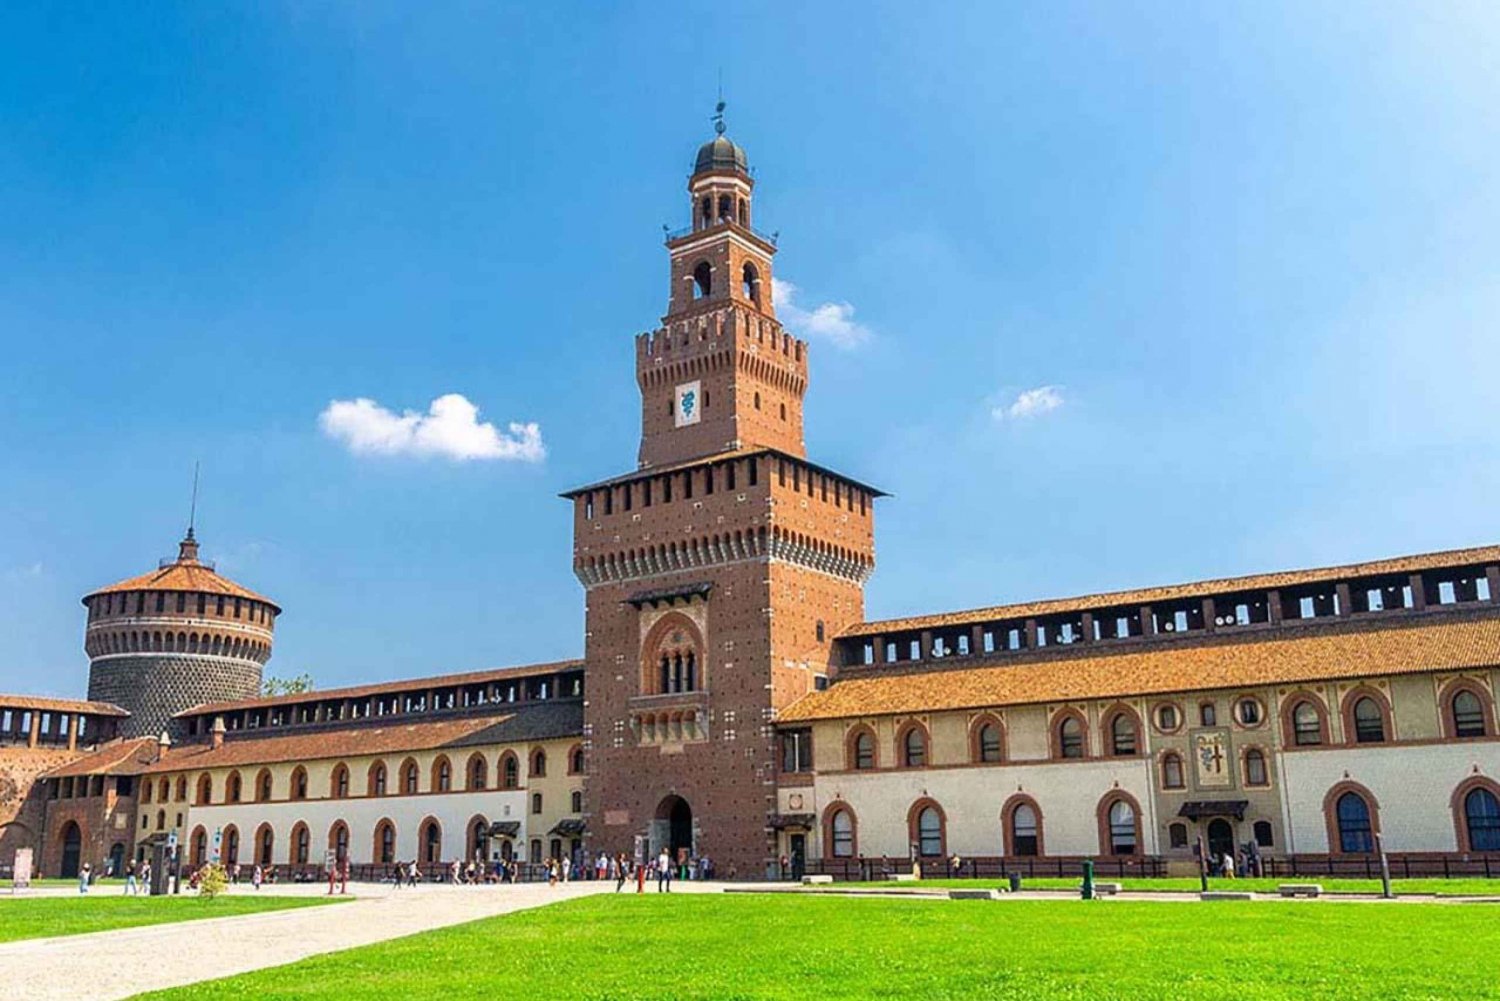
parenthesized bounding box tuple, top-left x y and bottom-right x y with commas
(196, 863, 228, 900)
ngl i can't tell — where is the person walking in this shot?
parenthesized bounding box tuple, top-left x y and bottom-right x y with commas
(124, 860, 138, 896)
(78, 861, 91, 894)
(614, 854, 627, 892)
(252, 864, 263, 891)
(561, 855, 572, 884)
(140, 859, 152, 896)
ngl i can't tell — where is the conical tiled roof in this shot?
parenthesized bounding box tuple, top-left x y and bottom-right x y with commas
(82, 533, 278, 609)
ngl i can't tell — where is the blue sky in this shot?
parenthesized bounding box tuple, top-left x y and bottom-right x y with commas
(4, 2, 1499, 696)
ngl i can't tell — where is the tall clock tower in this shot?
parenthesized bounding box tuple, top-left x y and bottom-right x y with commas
(566, 113, 879, 877)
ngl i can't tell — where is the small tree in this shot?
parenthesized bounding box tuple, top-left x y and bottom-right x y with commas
(263, 673, 315, 696)
(197, 862, 228, 900)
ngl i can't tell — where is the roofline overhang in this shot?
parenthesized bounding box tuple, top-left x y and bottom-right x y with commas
(560, 447, 888, 500)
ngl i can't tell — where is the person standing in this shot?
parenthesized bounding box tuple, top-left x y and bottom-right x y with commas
(561, 855, 571, 884)
(124, 860, 138, 896)
(657, 848, 672, 893)
(140, 859, 152, 896)
(252, 864, 263, 891)
(78, 861, 91, 894)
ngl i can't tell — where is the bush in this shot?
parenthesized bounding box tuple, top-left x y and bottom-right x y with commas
(197, 863, 229, 899)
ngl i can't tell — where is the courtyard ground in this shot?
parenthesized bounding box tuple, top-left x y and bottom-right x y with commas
(136, 890, 1500, 1000)
(0, 892, 337, 943)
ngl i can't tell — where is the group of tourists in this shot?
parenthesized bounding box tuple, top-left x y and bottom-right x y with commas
(384, 847, 715, 890)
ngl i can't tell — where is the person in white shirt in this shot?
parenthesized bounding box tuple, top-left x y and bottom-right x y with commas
(656, 849, 672, 892)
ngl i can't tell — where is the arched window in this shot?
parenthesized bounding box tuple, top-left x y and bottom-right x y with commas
(531, 792, 543, 814)
(1104, 798, 1138, 855)
(1290, 700, 1324, 746)
(1352, 697, 1386, 743)
(195, 773, 212, 806)
(190, 826, 207, 867)
(467, 754, 488, 791)
(531, 749, 547, 778)
(224, 825, 240, 864)
(568, 745, 585, 775)
(692, 261, 712, 299)
(256, 824, 274, 866)
(369, 761, 388, 797)
(291, 823, 310, 865)
(175, 776, 187, 801)
(401, 759, 419, 795)
(742, 262, 760, 304)
(909, 800, 945, 858)
(501, 752, 519, 789)
(290, 766, 308, 800)
(374, 820, 396, 864)
(1253, 820, 1274, 847)
(645, 616, 704, 695)
(847, 727, 876, 770)
(899, 724, 927, 768)
(1161, 752, 1185, 789)
(1155, 704, 1180, 732)
(1243, 748, 1268, 787)
(142, 780, 151, 804)
(1056, 714, 1085, 759)
(1335, 791, 1375, 853)
(1108, 711, 1138, 756)
(1462, 787, 1500, 852)
(158, 777, 169, 802)
(469, 817, 490, 861)
(226, 771, 242, 803)
(1004, 797, 1041, 856)
(329, 821, 350, 863)
(255, 769, 272, 803)
(829, 808, 855, 858)
(421, 819, 441, 863)
(156, 809, 165, 830)
(1451, 689, 1489, 738)
(972, 718, 1003, 763)
(432, 756, 452, 793)
(331, 764, 350, 799)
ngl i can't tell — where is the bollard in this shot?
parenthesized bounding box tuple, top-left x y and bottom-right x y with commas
(1008, 872, 1022, 893)
(1081, 860, 1094, 900)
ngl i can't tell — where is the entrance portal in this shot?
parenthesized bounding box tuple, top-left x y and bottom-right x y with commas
(1206, 818, 1235, 860)
(653, 795, 693, 860)
(59, 822, 81, 878)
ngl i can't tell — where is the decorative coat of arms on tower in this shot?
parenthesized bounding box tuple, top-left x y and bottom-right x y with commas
(675, 381, 701, 428)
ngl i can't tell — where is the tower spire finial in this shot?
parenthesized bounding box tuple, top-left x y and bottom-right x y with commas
(713, 73, 726, 136)
(187, 461, 200, 541)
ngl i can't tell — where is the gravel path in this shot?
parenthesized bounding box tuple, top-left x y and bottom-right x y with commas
(0, 880, 632, 1000)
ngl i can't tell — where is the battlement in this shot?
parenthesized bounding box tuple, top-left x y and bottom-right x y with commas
(634, 305, 807, 375)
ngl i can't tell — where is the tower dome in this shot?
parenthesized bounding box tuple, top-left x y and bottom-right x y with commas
(81, 531, 279, 738)
(694, 134, 749, 177)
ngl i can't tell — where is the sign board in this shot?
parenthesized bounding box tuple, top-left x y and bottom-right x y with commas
(674, 381, 702, 427)
(12, 849, 32, 892)
(632, 835, 645, 866)
(1194, 730, 1231, 788)
(167, 831, 178, 851)
(212, 827, 222, 864)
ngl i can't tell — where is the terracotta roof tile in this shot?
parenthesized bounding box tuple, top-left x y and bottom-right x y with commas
(781, 612, 1500, 722)
(846, 545, 1500, 636)
(140, 702, 582, 773)
(175, 659, 585, 718)
(85, 559, 277, 609)
(43, 738, 160, 778)
(0, 694, 127, 717)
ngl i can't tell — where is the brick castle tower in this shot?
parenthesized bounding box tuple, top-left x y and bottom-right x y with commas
(567, 112, 879, 876)
(82, 531, 279, 738)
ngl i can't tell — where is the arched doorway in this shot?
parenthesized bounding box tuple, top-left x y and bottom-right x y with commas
(59, 822, 81, 878)
(108, 842, 125, 877)
(654, 795, 693, 860)
(1206, 818, 1235, 859)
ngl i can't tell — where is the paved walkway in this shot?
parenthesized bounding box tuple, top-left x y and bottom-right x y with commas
(0, 879, 662, 1000)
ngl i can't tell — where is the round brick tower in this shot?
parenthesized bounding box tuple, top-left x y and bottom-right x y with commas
(81, 531, 279, 738)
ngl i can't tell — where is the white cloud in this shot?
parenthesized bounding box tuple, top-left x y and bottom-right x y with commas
(318, 394, 545, 462)
(772, 278, 871, 349)
(992, 385, 1065, 421)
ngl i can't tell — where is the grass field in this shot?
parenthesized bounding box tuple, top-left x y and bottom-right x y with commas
(0, 894, 340, 944)
(846, 876, 1500, 896)
(140, 893, 1500, 1000)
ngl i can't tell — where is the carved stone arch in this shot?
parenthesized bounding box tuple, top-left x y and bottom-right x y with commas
(968, 713, 1006, 763)
(1323, 780, 1381, 855)
(642, 611, 706, 696)
(1451, 775, 1500, 852)
(1001, 793, 1045, 857)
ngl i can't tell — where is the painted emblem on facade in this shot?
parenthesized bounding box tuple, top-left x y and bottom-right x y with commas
(1194, 730, 1231, 788)
(675, 380, 702, 428)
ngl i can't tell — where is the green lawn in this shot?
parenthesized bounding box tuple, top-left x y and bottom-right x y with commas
(140, 893, 1500, 1000)
(845, 876, 1500, 896)
(0, 894, 340, 943)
